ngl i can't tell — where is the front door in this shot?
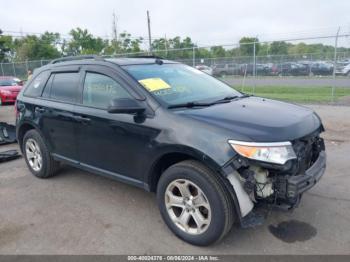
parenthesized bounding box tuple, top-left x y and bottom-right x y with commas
(74, 65, 157, 183)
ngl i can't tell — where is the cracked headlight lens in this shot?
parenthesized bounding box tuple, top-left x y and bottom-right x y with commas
(228, 140, 297, 165)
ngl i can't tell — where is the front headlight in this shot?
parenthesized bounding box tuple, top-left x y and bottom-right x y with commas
(228, 140, 297, 165)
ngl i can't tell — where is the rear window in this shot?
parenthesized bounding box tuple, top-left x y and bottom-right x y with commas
(24, 71, 49, 97)
(50, 73, 80, 103)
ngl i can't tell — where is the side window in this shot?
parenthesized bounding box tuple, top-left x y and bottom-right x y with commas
(41, 74, 54, 98)
(83, 72, 131, 109)
(50, 72, 80, 103)
(23, 71, 49, 97)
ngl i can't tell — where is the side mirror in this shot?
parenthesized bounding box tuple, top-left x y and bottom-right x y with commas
(107, 98, 146, 114)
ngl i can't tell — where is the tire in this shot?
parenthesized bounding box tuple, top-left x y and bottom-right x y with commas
(23, 129, 60, 178)
(157, 160, 234, 246)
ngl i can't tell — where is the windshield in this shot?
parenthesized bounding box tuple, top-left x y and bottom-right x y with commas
(0, 79, 18, 86)
(122, 63, 241, 106)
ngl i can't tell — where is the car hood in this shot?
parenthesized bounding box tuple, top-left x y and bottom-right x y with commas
(178, 97, 321, 142)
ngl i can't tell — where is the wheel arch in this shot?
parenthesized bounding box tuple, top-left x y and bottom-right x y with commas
(146, 147, 222, 193)
(145, 147, 243, 221)
(17, 122, 47, 153)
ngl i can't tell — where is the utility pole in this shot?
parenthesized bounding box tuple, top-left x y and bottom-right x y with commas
(192, 46, 195, 67)
(164, 34, 168, 57)
(147, 10, 152, 54)
(112, 11, 118, 54)
(252, 35, 258, 95)
(253, 40, 256, 94)
(332, 27, 341, 102)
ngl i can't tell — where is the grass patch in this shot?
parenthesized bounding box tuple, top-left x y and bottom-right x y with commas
(236, 86, 350, 103)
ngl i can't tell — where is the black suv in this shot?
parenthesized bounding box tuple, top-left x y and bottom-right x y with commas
(16, 56, 326, 246)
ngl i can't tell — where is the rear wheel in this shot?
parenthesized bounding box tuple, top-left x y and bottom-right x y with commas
(23, 129, 60, 178)
(157, 160, 234, 246)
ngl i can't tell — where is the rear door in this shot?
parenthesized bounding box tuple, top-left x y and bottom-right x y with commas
(39, 67, 81, 161)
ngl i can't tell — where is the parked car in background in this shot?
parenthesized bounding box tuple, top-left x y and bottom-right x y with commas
(0, 76, 24, 104)
(195, 65, 213, 75)
(300, 61, 333, 76)
(239, 63, 276, 76)
(276, 62, 309, 76)
(335, 62, 350, 76)
(212, 63, 240, 77)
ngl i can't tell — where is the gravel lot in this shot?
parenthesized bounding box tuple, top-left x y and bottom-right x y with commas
(0, 104, 350, 255)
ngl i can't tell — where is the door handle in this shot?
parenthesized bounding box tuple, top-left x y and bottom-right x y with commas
(35, 107, 46, 113)
(74, 115, 91, 124)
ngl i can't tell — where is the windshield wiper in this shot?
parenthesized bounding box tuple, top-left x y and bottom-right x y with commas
(168, 100, 230, 109)
(212, 95, 239, 103)
(214, 94, 252, 102)
(168, 101, 213, 109)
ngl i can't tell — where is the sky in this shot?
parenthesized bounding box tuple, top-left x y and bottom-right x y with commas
(1, 0, 350, 47)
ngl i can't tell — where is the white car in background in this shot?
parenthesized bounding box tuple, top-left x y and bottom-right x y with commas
(335, 61, 350, 76)
(340, 63, 350, 76)
(195, 65, 213, 75)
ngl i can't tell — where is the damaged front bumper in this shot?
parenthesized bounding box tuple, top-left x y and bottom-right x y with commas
(223, 135, 326, 220)
(281, 150, 326, 200)
(271, 150, 326, 209)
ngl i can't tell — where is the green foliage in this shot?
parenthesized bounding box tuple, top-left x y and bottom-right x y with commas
(65, 28, 105, 55)
(13, 32, 61, 61)
(0, 29, 14, 62)
(269, 41, 289, 55)
(152, 36, 195, 59)
(1, 28, 349, 63)
(210, 46, 226, 58)
(239, 37, 260, 56)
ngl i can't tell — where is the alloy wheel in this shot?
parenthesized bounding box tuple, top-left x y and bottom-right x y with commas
(165, 179, 212, 235)
(25, 138, 43, 171)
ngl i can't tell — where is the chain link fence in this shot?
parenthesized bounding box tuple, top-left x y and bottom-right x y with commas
(1, 33, 350, 104)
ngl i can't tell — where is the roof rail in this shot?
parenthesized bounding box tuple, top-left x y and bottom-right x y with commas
(126, 55, 164, 59)
(49, 55, 104, 64)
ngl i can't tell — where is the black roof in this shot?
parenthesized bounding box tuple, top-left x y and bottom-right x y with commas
(46, 55, 178, 67)
(34, 56, 179, 74)
(106, 58, 178, 66)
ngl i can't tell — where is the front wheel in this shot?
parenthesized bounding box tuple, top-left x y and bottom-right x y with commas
(157, 160, 234, 246)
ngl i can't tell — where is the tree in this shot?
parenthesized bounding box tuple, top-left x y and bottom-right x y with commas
(65, 28, 107, 55)
(13, 32, 61, 61)
(0, 29, 14, 62)
(118, 32, 143, 53)
(239, 37, 260, 56)
(269, 41, 289, 55)
(210, 46, 226, 58)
